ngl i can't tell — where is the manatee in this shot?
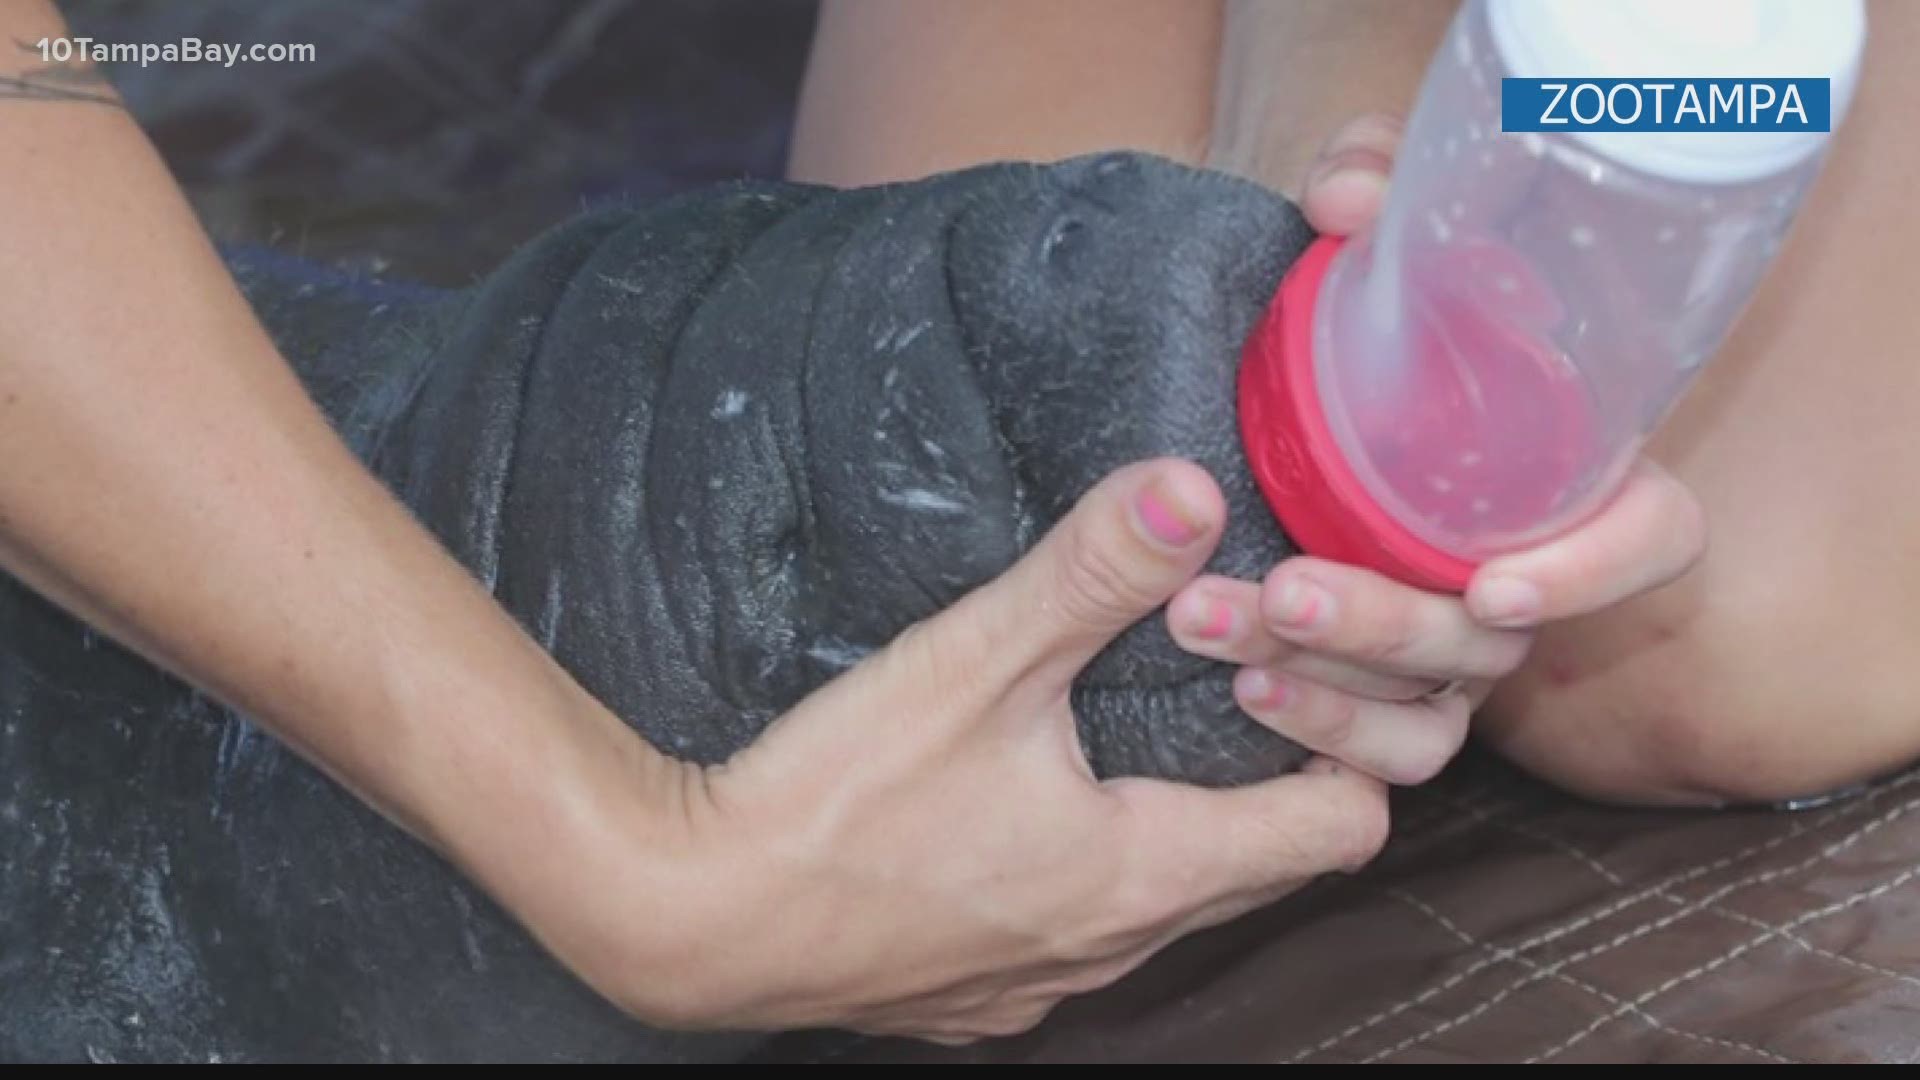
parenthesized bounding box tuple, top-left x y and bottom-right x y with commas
(0, 152, 1316, 1062)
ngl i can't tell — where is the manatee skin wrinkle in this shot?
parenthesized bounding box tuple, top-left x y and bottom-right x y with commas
(0, 153, 1316, 1063)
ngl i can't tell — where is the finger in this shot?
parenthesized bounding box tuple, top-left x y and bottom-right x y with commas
(1167, 574, 1293, 667)
(1257, 557, 1532, 681)
(1301, 112, 1403, 236)
(1170, 575, 1445, 701)
(1265, 652, 1448, 703)
(1464, 459, 1708, 629)
(1233, 669, 1473, 786)
(1115, 759, 1390, 901)
(981, 458, 1226, 689)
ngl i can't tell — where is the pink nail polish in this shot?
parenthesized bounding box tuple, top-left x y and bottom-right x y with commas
(1136, 487, 1201, 548)
(1267, 678, 1294, 710)
(1273, 579, 1328, 631)
(1198, 599, 1234, 640)
(1239, 669, 1291, 710)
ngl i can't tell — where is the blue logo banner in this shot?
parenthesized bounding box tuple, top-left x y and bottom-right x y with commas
(1501, 78, 1830, 133)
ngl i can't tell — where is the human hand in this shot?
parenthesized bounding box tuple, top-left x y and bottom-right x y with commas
(607, 459, 1388, 1044)
(1164, 113, 1707, 788)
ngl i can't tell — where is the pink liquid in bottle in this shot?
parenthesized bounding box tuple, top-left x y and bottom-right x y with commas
(1325, 238, 1606, 557)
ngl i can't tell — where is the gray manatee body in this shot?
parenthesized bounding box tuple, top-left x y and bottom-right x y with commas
(0, 153, 1315, 1062)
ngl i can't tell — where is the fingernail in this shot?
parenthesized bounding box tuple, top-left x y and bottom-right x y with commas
(1193, 597, 1235, 641)
(1134, 482, 1203, 549)
(1270, 578, 1331, 633)
(1317, 161, 1390, 201)
(1472, 576, 1542, 628)
(1237, 668, 1292, 710)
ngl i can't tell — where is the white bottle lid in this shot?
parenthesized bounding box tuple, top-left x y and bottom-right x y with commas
(1487, 0, 1867, 184)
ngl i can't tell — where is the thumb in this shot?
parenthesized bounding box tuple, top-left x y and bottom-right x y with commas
(962, 458, 1226, 691)
(1300, 112, 1402, 237)
(1116, 759, 1391, 902)
(1464, 458, 1707, 629)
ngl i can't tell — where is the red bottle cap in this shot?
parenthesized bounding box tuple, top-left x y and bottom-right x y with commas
(1237, 237, 1479, 594)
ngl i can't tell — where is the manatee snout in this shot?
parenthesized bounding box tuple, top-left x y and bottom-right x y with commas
(908, 153, 1314, 785)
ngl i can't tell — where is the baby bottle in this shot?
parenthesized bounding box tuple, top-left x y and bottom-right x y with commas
(1238, 0, 1868, 591)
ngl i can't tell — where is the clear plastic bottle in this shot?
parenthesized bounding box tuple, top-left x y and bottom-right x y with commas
(1239, 0, 1867, 590)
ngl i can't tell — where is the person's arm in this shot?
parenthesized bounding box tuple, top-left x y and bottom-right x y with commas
(1205, 0, 1457, 197)
(0, 1, 1387, 1041)
(789, 0, 1223, 186)
(0, 0, 700, 1001)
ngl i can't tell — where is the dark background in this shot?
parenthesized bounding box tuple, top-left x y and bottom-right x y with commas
(63, 0, 821, 283)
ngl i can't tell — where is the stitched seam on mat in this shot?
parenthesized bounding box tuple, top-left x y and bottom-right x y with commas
(1393, 794, 1481, 837)
(1389, 889, 1797, 1064)
(1288, 775, 1918, 1063)
(1356, 793, 1533, 884)
(1387, 793, 1528, 859)
(1286, 810, 1821, 1061)
(1396, 784, 1633, 891)
(1498, 809, 1917, 1001)
(1495, 815, 1629, 885)
(1395, 778, 1514, 836)
(1512, 807, 1920, 998)
(1356, 791, 1920, 1064)
(1526, 864, 1920, 1062)
(1702, 904, 1920, 993)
